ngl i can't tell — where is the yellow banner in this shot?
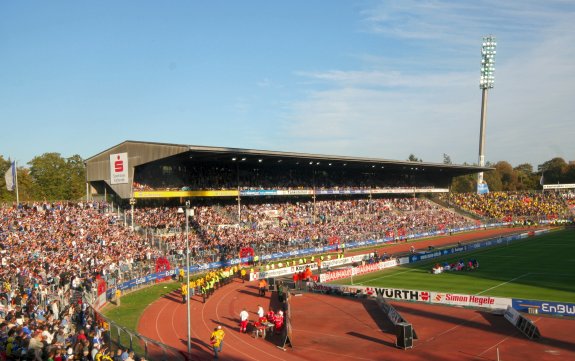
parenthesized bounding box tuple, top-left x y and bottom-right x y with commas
(134, 190, 238, 198)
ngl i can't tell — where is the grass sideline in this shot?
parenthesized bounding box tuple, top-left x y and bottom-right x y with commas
(334, 229, 575, 303)
(102, 282, 180, 333)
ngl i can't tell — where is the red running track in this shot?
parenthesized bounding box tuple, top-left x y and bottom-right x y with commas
(138, 228, 575, 360)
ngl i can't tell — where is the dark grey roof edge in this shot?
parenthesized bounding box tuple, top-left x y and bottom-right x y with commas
(84, 140, 190, 162)
(87, 140, 493, 171)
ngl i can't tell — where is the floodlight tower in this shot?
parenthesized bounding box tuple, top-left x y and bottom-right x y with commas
(477, 35, 497, 187)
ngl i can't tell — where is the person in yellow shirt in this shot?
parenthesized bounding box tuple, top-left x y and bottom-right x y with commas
(210, 326, 225, 359)
(181, 283, 188, 304)
(189, 279, 196, 297)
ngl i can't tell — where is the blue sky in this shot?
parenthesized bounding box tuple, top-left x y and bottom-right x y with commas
(1, 0, 574, 169)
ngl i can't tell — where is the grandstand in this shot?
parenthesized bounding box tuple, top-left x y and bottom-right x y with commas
(85, 140, 490, 201)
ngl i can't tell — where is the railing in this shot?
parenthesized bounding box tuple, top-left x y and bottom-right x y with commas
(85, 303, 190, 361)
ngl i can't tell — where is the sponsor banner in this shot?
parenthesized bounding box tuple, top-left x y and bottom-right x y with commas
(292, 263, 319, 273)
(543, 183, 575, 190)
(512, 299, 575, 317)
(110, 153, 129, 184)
(277, 189, 314, 196)
(314, 284, 511, 310)
(373, 287, 430, 302)
(134, 190, 238, 198)
(316, 189, 369, 195)
(320, 268, 352, 283)
(320, 259, 399, 282)
(254, 262, 321, 280)
(408, 234, 528, 263)
(240, 189, 278, 196)
(322, 257, 350, 268)
(370, 188, 449, 194)
(430, 292, 511, 309)
(256, 253, 382, 282)
(398, 256, 410, 265)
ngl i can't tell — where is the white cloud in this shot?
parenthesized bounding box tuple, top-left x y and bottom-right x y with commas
(281, 1, 575, 167)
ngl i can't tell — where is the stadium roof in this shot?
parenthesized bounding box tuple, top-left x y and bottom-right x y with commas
(86, 140, 491, 198)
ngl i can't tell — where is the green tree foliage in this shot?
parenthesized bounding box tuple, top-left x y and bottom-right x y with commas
(538, 157, 568, 184)
(28, 153, 85, 201)
(451, 173, 475, 193)
(483, 169, 503, 191)
(450, 157, 575, 193)
(0, 156, 12, 202)
(408, 154, 422, 162)
(514, 163, 538, 190)
(66, 154, 86, 200)
(495, 161, 517, 191)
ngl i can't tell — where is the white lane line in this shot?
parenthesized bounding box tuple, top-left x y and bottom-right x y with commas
(476, 317, 541, 357)
(154, 299, 173, 344)
(476, 273, 530, 296)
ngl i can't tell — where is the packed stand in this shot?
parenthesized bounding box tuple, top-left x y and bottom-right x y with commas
(442, 191, 571, 221)
(0, 202, 163, 306)
(133, 198, 475, 264)
(0, 267, 138, 360)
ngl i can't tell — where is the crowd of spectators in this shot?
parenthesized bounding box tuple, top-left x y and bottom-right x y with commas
(133, 197, 475, 264)
(441, 191, 571, 221)
(0, 201, 161, 360)
(560, 191, 575, 213)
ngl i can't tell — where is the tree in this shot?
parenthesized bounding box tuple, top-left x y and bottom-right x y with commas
(514, 163, 538, 190)
(483, 170, 503, 192)
(28, 153, 85, 201)
(65, 154, 86, 200)
(495, 161, 518, 191)
(538, 157, 567, 184)
(408, 154, 422, 162)
(451, 174, 475, 193)
(443, 153, 452, 165)
(564, 163, 575, 183)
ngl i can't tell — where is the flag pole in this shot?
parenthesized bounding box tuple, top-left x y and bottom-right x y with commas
(15, 161, 19, 204)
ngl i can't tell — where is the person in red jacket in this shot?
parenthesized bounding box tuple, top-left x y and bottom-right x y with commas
(304, 266, 313, 282)
(266, 308, 275, 323)
(292, 272, 299, 290)
(274, 310, 284, 334)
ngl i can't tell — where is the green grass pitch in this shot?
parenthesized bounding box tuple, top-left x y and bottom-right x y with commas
(333, 229, 575, 303)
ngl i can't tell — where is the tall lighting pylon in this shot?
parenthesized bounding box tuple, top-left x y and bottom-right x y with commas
(477, 35, 497, 192)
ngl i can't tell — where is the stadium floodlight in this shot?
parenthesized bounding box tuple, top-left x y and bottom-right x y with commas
(477, 35, 497, 190)
(479, 36, 496, 90)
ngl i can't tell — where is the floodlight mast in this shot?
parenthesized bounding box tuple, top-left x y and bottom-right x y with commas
(477, 35, 496, 187)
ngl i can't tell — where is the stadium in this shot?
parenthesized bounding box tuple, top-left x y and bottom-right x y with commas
(2, 140, 574, 361)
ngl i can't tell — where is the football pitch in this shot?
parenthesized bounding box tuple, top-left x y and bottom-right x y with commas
(333, 229, 575, 303)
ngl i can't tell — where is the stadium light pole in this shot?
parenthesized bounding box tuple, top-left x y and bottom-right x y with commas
(185, 201, 192, 354)
(179, 202, 192, 354)
(129, 197, 136, 230)
(477, 35, 497, 189)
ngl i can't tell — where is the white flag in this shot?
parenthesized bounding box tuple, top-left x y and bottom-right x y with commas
(4, 161, 15, 191)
